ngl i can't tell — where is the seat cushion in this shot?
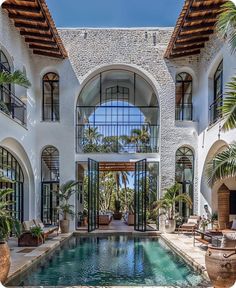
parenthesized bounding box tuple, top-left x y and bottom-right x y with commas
(231, 219, 236, 230)
(23, 220, 35, 231)
(221, 232, 236, 248)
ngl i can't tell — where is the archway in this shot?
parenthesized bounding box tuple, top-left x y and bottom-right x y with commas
(76, 69, 159, 154)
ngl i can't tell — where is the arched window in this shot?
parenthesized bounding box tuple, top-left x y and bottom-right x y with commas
(42, 73, 59, 121)
(0, 147, 24, 222)
(175, 72, 192, 121)
(210, 60, 223, 124)
(175, 147, 194, 218)
(41, 146, 59, 225)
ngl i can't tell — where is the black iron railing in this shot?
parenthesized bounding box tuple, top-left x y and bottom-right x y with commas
(0, 85, 26, 126)
(175, 104, 193, 121)
(76, 123, 159, 153)
(0, 62, 10, 73)
(209, 95, 223, 125)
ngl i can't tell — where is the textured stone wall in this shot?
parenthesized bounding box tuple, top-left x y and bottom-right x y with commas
(59, 28, 199, 211)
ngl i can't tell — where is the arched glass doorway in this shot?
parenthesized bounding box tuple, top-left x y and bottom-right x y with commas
(175, 147, 194, 218)
(41, 146, 59, 225)
(0, 146, 24, 222)
(76, 69, 159, 154)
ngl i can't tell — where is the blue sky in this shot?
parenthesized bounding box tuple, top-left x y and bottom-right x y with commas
(47, 0, 184, 28)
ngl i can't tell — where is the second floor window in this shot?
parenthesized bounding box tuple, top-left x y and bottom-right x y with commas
(42, 73, 59, 121)
(175, 72, 193, 121)
(210, 60, 223, 124)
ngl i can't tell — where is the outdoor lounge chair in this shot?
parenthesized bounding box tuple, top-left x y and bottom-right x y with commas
(178, 215, 200, 234)
(22, 219, 58, 240)
(33, 219, 59, 238)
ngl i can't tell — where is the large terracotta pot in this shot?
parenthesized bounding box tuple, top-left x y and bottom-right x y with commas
(205, 245, 236, 288)
(165, 219, 176, 233)
(0, 242, 11, 284)
(59, 219, 70, 233)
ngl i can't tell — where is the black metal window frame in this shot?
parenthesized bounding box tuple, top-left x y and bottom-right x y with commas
(41, 146, 60, 225)
(0, 50, 26, 126)
(42, 72, 60, 122)
(209, 60, 223, 125)
(0, 146, 24, 222)
(175, 72, 193, 121)
(175, 146, 194, 218)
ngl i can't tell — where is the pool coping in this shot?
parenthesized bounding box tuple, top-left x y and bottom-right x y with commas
(5, 231, 211, 287)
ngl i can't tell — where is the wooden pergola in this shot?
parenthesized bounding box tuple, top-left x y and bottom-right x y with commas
(99, 162, 135, 172)
(2, 0, 67, 59)
(165, 0, 226, 59)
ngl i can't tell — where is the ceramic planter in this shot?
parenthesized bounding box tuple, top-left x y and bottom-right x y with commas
(205, 245, 236, 288)
(165, 219, 176, 233)
(0, 242, 11, 284)
(60, 219, 70, 233)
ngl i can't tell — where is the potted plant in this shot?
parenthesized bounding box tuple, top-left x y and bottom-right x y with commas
(153, 182, 192, 233)
(211, 212, 218, 230)
(58, 180, 78, 233)
(30, 226, 44, 246)
(113, 199, 122, 220)
(0, 174, 20, 284)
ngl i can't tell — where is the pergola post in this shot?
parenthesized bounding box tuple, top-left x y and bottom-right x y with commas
(218, 184, 230, 229)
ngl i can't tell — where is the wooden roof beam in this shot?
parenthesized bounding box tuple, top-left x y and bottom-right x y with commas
(182, 23, 215, 32)
(25, 38, 57, 46)
(29, 44, 60, 52)
(33, 50, 63, 58)
(186, 13, 219, 22)
(170, 49, 201, 58)
(8, 13, 45, 22)
(15, 22, 49, 31)
(176, 36, 209, 45)
(20, 31, 52, 39)
(178, 30, 214, 39)
(190, 4, 223, 12)
(2, 3, 41, 13)
(173, 43, 205, 52)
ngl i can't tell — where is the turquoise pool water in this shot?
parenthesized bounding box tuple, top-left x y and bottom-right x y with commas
(9, 236, 208, 286)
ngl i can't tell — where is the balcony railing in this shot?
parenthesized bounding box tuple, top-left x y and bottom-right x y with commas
(0, 85, 26, 126)
(76, 123, 159, 153)
(209, 95, 223, 125)
(175, 104, 193, 121)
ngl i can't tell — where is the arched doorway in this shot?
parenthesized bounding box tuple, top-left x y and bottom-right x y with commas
(0, 146, 24, 222)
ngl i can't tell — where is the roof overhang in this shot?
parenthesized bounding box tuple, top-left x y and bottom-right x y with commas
(165, 0, 226, 59)
(2, 0, 67, 59)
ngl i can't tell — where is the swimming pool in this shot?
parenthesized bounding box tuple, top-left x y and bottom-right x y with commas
(8, 235, 208, 286)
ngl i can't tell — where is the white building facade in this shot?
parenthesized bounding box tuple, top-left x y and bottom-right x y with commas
(0, 0, 235, 230)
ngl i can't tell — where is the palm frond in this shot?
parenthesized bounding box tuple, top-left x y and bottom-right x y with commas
(221, 77, 236, 131)
(216, 1, 236, 53)
(0, 70, 31, 88)
(206, 143, 236, 186)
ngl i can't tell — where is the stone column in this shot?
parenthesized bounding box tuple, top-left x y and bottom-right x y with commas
(218, 184, 230, 229)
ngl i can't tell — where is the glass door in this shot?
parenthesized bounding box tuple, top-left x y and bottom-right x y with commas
(134, 159, 147, 232)
(88, 158, 99, 232)
(41, 182, 59, 225)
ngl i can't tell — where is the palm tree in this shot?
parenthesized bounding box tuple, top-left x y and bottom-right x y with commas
(113, 171, 129, 201)
(153, 182, 192, 220)
(83, 127, 103, 152)
(207, 1, 236, 185)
